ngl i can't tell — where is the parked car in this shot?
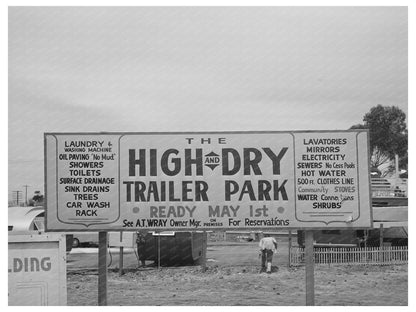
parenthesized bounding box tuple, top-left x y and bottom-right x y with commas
(71, 232, 98, 247)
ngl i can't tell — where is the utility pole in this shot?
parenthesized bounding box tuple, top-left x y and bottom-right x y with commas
(12, 190, 22, 206)
(23, 185, 30, 206)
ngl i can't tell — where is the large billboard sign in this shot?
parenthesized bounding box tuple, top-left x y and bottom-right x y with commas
(45, 131, 372, 231)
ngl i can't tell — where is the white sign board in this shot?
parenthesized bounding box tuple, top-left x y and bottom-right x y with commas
(8, 233, 67, 306)
(45, 131, 372, 231)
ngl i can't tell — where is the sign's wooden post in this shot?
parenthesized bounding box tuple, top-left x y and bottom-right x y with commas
(119, 231, 124, 276)
(157, 232, 161, 270)
(288, 230, 292, 268)
(202, 231, 207, 272)
(305, 230, 315, 306)
(380, 223, 384, 263)
(119, 246, 124, 276)
(98, 232, 108, 306)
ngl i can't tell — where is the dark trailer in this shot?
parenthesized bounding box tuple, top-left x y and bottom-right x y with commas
(137, 231, 205, 266)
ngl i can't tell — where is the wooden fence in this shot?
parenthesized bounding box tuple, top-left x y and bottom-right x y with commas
(290, 246, 408, 266)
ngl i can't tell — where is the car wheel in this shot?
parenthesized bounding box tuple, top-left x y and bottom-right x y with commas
(72, 238, 80, 248)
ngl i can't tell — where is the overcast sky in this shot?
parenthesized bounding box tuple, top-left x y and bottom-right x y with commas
(8, 6, 407, 199)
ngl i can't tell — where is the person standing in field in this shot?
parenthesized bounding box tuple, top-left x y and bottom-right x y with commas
(259, 234, 278, 273)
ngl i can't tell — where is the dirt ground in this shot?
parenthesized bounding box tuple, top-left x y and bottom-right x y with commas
(67, 242, 408, 306)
